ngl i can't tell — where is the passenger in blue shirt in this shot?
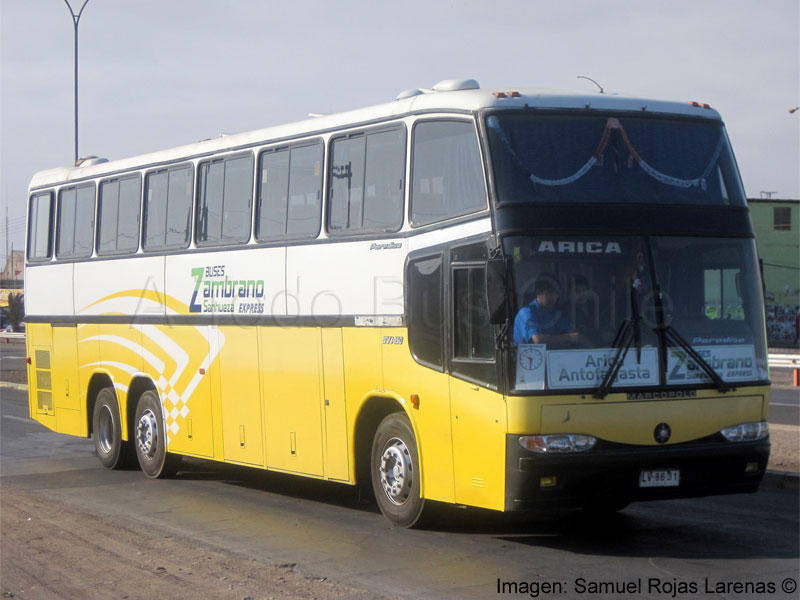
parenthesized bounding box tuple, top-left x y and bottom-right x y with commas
(513, 275, 588, 347)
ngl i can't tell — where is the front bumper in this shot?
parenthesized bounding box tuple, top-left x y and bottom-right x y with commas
(505, 434, 770, 511)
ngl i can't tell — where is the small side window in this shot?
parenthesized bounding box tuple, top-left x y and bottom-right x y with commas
(56, 184, 95, 258)
(143, 165, 193, 251)
(450, 242, 496, 386)
(196, 154, 254, 246)
(27, 191, 54, 261)
(406, 253, 444, 370)
(256, 142, 322, 241)
(453, 266, 494, 360)
(98, 175, 141, 255)
(328, 127, 404, 234)
(411, 121, 486, 227)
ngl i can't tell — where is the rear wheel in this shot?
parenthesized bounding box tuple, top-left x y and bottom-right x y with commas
(370, 412, 426, 527)
(134, 390, 179, 478)
(93, 387, 131, 469)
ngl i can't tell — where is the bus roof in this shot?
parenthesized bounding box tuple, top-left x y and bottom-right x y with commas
(28, 82, 723, 190)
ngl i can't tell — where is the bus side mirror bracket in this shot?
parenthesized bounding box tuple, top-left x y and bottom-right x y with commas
(486, 257, 509, 325)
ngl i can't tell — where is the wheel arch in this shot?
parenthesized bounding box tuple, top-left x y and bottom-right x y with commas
(125, 376, 157, 442)
(352, 394, 421, 490)
(86, 372, 115, 438)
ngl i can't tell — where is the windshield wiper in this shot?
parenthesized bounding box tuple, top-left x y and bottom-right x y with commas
(594, 280, 643, 399)
(661, 325, 732, 393)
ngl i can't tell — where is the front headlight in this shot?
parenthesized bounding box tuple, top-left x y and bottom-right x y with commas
(518, 434, 597, 453)
(720, 421, 769, 442)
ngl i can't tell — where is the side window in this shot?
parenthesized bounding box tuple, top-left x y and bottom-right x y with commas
(329, 127, 404, 234)
(406, 253, 444, 370)
(196, 154, 254, 246)
(98, 175, 141, 255)
(256, 142, 322, 241)
(27, 191, 54, 261)
(411, 120, 486, 227)
(143, 165, 193, 251)
(453, 266, 494, 359)
(56, 184, 95, 258)
(450, 242, 496, 386)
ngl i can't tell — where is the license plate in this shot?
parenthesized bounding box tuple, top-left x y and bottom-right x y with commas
(639, 469, 680, 487)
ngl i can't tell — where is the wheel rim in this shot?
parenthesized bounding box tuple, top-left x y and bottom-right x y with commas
(378, 437, 413, 505)
(97, 405, 114, 455)
(136, 408, 159, 459)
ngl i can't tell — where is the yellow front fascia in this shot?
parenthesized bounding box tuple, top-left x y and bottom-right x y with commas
(507, 385, 770, 444)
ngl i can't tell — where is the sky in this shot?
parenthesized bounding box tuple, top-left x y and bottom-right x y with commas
(1, 0, 798, 262)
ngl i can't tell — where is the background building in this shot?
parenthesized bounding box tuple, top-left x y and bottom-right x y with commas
(748, 198, 799, 346)
(1, 249, 24, 308)
(1, 249, 23, 282)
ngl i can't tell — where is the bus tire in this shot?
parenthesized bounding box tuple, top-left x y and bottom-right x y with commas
(92, 387, 130, 469)
(370, 412, 425, 528)
(134, 390, 179, 479)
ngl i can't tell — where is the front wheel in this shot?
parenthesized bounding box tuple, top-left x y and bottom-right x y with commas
(370, 412, 426, 527)
(134, 390, 179, 478)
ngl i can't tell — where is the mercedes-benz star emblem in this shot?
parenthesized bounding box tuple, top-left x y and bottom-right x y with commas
(654, 423, 671, 444)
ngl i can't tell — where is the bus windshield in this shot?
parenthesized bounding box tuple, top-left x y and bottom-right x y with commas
(506, 235, 768, 393)
(486, 113, 746, 207)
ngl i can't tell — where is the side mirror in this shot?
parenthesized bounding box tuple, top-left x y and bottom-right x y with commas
(486, 257, 509, 325)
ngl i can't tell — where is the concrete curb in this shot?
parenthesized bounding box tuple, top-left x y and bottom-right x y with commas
(761, 470, 800, 491)
(0, 381, 28, 391)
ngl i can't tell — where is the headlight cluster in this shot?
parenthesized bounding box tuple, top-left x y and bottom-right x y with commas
(518, 434, 597, 453)
(720, 421, 769, 442)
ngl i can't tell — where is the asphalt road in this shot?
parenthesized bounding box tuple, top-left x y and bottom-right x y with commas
(0, 343, 26, 374)
(1, 386, 797, 600)
(770, 385, 800, 426)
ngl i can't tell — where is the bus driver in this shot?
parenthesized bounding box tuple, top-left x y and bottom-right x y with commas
(513, 274, 589, 348)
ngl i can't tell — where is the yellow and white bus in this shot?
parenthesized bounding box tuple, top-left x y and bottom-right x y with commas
(26, 79, 770, 526)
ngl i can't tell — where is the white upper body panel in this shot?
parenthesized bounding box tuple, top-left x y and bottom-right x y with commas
(28, 85, 722, 191)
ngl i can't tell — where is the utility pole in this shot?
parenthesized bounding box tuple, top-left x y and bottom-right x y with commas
(4, 206, 8, 280)
(64, 0, 91, 165)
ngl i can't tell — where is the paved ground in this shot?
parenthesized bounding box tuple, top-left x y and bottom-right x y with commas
(1, 358, 797, 600)
(1, 486, 381, 600)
